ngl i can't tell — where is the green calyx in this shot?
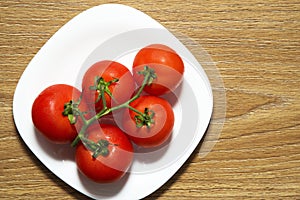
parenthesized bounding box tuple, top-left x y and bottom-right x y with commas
(89, 76, 119, 108)
(81, 137, 111, 158)
(134, 107, 155, 128)
(137, 66, 157, 85)
(62, 100, 79, 124)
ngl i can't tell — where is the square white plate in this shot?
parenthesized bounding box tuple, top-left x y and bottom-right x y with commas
(13, 4, 213, 199)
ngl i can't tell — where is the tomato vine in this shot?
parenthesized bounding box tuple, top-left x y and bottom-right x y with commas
(63, 66, 156, 155)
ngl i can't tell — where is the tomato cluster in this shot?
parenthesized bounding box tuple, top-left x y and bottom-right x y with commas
(31, 44, 184, 183)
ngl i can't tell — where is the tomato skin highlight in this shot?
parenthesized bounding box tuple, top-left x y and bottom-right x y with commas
(122, 95, 175, 148)
(82, 60, 135, 113)
(75, 124, 133, 183)
(31, 84, 88, 144)
(133, 44, 184, 96)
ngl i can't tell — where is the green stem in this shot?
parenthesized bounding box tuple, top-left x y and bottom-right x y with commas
(128, 106, 144, 116)
(100, 84, 107, 110)
(70, 66, 155, 153)
(71, 125, 87, 147)
(93, 66, 153, 120)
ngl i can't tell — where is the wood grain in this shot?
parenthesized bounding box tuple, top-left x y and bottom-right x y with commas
(1, 0, 299, 199)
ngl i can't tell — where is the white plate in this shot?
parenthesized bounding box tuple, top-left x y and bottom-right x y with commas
(13, 4, 213, 199)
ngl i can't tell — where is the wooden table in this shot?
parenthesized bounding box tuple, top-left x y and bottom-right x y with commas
(1, 0, 299, 199)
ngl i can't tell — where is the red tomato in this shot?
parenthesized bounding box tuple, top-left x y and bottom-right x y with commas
(31, 84, 89, 144)
(122, 95, 174, 148)
(132, 44, 184, 96)
(82, 60, 135, 113)
(75, 124, 133, 183)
